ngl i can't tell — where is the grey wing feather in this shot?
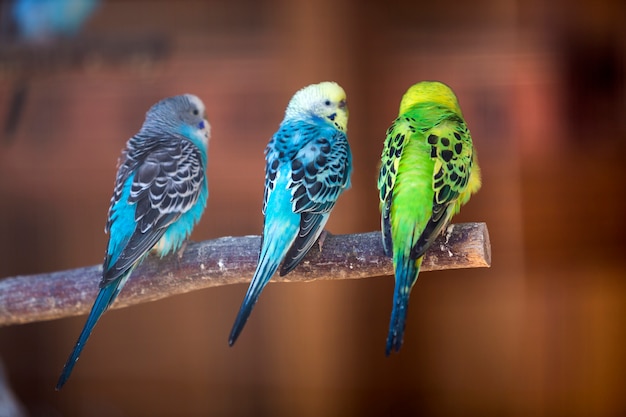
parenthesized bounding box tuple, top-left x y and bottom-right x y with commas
(102, 139, 205, 286)
(130, 141, 204, 230)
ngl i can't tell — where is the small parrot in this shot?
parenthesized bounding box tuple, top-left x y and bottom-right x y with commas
(56, 94, 210, 389)
(228, 81, 352, 346)
(377, 81, 481, 355)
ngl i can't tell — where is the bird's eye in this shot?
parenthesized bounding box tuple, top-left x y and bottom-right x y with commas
(192, 109, 199, 116)
(324, 100, 331, 106)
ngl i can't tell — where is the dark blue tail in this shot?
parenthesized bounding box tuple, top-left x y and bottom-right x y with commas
(228, 252, 281, 346)
(55, 279, 123, 390)
(385, 254, 421, 356)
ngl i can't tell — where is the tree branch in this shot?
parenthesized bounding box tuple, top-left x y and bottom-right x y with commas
(0, 222, 490, 326)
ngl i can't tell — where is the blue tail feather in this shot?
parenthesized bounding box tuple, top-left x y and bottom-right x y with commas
(229, 184, 299, 346)
(55, 277, 124, 390)
(385, 254, 420, 356)
(228, 251, 281, 346)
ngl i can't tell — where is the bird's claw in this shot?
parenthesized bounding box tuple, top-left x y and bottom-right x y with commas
(317, 230, 330, 252)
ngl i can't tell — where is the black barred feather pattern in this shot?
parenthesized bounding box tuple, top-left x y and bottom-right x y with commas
(263, 120, 351, 275)
(263, 121, 351, 215)
(288, 133, 350, 213)
(378, 108, 475, 260)
(377, 119, 406, 257)
(102, 136, 205, 286)
(130, 140, 204, 231)
(377, 122, 406, 206)
(410, 118, 473, 259)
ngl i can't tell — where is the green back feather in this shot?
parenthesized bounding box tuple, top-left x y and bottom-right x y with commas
(377, 82, 480, 260)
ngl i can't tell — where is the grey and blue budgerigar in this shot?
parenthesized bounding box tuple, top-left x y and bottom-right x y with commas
(228, 81, 353, 346)
(56, 94, 210, 390)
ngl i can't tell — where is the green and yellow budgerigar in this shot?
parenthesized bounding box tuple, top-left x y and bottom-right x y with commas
(377, 81, 481, 355)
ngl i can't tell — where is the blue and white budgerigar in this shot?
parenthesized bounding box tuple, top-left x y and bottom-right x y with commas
(378, 81, 481, 355)
(228, 81, 352, 346)
(56, 94, 210, 390)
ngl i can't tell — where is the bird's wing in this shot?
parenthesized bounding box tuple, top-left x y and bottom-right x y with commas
(289, 130, 351, 213)
(102, 139, 205, 286)
(377, 117, 410, 257)
(410, 114, 474, 259)
(278, 129, 351, 274)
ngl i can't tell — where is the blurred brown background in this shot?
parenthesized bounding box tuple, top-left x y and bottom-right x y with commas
(0, 0, 625, 416)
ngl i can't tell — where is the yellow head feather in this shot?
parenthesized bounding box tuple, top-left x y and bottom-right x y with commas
(285, 81, 349, 132)
(398, 81, 462, 116)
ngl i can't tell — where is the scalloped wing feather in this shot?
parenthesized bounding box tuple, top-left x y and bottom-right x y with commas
(410, 116, 475, 259)
(102, 139, 205, 286)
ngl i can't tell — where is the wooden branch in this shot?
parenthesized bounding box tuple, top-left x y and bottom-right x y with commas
(0, 223, 490, 327)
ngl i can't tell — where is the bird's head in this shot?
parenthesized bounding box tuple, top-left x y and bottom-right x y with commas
(285, 81, 348, 132)
(399, 81, 462, 116)
(143, 94, 210, 148)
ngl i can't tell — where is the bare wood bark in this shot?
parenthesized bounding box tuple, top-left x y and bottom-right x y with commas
(0, 222, 490, 326)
